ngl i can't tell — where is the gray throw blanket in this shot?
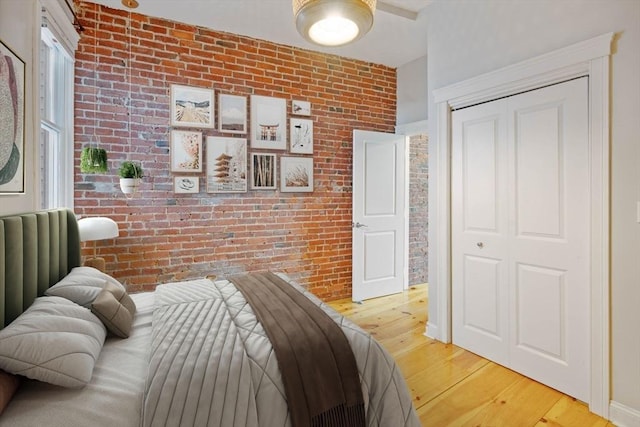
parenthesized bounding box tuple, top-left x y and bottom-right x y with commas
(230, 272, 365, 427)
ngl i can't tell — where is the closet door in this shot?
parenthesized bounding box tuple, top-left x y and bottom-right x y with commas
(452, 78, 590, 401)
(452, 99, 510, 366)
(507, 78, 589, 400)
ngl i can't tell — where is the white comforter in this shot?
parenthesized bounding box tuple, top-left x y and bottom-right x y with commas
(144, 276, 419, 427)
(0, 276, 419, 427)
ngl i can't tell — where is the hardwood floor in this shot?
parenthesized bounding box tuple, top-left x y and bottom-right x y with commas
(328, 285, 614, 427)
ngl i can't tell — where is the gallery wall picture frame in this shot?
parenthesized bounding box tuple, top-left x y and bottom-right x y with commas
(206, 136, 247, 193)
(171, 130, 203, 172)
(281, 156, 313, 193)
(251, 153, 277, 190)
(250, 95, 286, 150)
(218, 93, 247, 134)
(174, 176, 199, 194)
(0, 40, 25, 194)
(170, 84, 214, 128)
(291, 99, 311, 116)
(290, 118, 313, 154)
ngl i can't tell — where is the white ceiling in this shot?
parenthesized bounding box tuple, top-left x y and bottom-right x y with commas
(90, 0, 430, 68)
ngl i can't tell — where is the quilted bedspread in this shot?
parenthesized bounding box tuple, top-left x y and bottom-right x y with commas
(143, 275, 420, 427)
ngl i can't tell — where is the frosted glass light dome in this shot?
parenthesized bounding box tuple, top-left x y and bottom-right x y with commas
(293, 0, 376, 47)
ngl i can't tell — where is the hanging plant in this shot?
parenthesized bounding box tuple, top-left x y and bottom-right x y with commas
(118, 160, 144, 194)
(80, 147, 108, 173)
(80, 18, 109, 175)
(118, 161, 143, 179)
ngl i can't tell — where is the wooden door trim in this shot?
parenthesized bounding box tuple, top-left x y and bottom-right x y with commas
(428, 33, 613, 417)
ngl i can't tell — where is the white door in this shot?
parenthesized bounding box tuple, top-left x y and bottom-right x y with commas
(452, 78, 590, 401)
(352, 130, 407, 302)
(451, 99, 510, 366)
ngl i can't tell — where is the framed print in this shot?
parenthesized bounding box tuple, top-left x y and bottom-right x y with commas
(250, 95, 286, 150)
(206, 136, 247, 193)
(251, 153, 277, 190)
(218, 93, 247, 134)
(171, 130, 202, 172)
(281, 157, 313, 192)
(174, 176, 199, 194)
(0, 40, 25, 194)
(291, 99, 311, 116)
(290, 118, 313, 154)
(170, 84, 214, 128)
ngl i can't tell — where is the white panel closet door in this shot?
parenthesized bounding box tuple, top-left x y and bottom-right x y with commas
(507, 78, 589, 401)
(452, 99, 509, 366)
(452, 78, 590, 401)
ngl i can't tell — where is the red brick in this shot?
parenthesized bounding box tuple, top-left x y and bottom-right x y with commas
(75, 0, 397, 301)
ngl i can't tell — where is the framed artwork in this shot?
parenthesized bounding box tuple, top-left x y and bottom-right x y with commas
(251, 153, 277, 190)
(281, 157, 313, 193)
(174, 176, 199, 194)
(218, 93, 247, 134)
(206, 136, 247, 193)
(0, 40, 25, 194)
(171, 130, 202, 172)
(290, 118, 313, 154)
(250, 95, 286, 150)
(170, 84, 214, 128)
(291, 99, 311, 116)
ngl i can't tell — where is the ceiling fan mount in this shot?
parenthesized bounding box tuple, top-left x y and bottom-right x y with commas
(377, 1, 420, 20)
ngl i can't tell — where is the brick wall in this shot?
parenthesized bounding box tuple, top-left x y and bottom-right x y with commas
(74, 2, 396, 300)
(409, 134, 428, 285)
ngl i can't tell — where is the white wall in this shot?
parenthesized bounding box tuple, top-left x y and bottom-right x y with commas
(397, 55, 428, 125)
(426, 0, 640, 420)
(0, 0, 39, 214)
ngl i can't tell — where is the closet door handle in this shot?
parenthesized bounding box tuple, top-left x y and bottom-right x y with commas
(477, 242, 484, 248)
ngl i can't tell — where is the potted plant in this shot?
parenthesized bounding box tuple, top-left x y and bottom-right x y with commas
(118, 161, 143, 194)
(80, 147, 108, 173)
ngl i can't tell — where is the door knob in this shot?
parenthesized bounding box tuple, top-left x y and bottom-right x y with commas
(353, 222, 368, 228)
(477, 242, 484, 248)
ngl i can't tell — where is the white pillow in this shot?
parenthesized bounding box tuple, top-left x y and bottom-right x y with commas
(0, 296, 106, 388)
(45, 266, 126, 307)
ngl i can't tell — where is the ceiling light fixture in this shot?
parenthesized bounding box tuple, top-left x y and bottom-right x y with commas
(293, 0, 376, 47)
(121, 0, 139, 8)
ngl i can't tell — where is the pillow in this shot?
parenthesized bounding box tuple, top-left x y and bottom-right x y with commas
(0, 296, 106, 388)
(0, 370, 20, 415)
(91, 282, 137, 338)
(45, 266, 126, 307)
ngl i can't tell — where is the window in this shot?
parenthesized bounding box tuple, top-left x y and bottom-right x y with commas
(39, 11, 76, 209)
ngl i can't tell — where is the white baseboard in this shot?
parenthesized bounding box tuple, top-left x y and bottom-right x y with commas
(425, 322, 439, 340)
(610, 400, 640, 427)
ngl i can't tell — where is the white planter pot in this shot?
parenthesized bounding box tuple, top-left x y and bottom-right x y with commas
(119, 178, 140, 194)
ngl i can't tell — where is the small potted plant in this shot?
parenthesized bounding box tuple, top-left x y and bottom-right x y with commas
(118, 161, 143, 194)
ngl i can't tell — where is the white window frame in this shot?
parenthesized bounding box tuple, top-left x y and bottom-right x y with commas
(39, 0, 78, 210)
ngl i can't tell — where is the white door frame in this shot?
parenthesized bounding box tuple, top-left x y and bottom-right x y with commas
(396, 119, 429, 295)
(427, 33, 613, 417)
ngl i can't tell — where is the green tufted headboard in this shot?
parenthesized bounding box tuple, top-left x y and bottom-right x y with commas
(0, 208, 81, 329)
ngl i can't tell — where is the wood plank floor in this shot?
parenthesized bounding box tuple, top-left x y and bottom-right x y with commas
(328, 284, 614, 427)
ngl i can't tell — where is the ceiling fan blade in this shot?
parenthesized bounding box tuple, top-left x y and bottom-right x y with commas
(377, 1, 420, 20)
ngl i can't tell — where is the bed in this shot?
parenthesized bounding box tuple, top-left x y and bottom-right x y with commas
(0, 208, 419, 427)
